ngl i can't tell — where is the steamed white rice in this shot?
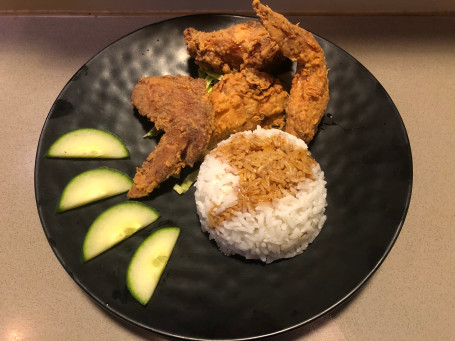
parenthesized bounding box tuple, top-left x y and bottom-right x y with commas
(195, 127, 327, 263)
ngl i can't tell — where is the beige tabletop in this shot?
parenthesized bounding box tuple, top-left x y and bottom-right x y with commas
(1, 14, 454, 341)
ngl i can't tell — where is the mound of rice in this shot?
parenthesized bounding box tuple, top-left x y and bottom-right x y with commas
(195, 127, 327, 263)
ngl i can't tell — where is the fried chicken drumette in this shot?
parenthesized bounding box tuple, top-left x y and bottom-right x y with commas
(184, 20, 284, 74)
(209, 68, 288, 146)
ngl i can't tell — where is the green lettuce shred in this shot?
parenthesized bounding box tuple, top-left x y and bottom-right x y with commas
(173, 169, 199, 195)
(143, 126, 162, 138)
(198, 69, 223, 92)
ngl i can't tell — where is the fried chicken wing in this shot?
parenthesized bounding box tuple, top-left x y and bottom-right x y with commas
(208, 68, 288, 146)
(253, 0, 329, 143)
(184, 20, 284, 74)
(128, 75, 214, 198)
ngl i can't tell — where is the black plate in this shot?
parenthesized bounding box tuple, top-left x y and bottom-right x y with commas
(34, 14, 412, 340)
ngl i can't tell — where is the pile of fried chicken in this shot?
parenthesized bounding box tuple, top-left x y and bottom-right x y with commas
(127, 0, 329, 198)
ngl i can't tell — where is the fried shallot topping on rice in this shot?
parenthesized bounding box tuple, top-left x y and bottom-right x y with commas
(209, 132, 316, 227)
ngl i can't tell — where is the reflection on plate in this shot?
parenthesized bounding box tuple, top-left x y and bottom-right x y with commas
(34, 15, 412, 340)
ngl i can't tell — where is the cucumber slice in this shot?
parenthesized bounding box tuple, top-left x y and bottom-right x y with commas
(58, 167, 132, 212)
(127, 227, 180, 305)
(46, 128, 129, 158)
(82, 201, 160, 262)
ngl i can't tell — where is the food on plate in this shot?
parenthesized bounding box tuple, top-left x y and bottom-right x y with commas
(82, 201, 160, 262)
(128, 75, 214, 198)
(127, 1, 331, 195)
(195, 127, 327, 263)
(184, 20, 284, 74)
(128, 69, 288, 197)
(253, 0, 329, 143)
(208, 68, 288, 146)
(57, 167, 132, 212)
(45, 128, 130, 159)
(127, 227, 180, 305)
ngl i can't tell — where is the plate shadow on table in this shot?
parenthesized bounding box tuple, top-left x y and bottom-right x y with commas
(87, 279, 369, 341)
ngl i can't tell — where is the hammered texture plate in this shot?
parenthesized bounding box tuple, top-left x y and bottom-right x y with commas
(34, 15, 412, 340)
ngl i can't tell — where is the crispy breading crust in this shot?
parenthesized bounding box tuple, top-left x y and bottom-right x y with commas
(253, 0, 329, 143)
(184, 20, 284, 74)
(208, 68, 288, 146)
(128, 76, 214, 198)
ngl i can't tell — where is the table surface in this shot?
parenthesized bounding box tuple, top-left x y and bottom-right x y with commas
(1, 14, 454, 341)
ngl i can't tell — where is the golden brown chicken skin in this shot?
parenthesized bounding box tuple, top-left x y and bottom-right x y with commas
(184, 20, 284, 74)
(128, 75, 214, 198)
(208, 68, 288, 146)
(253, 0, 330, 143)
